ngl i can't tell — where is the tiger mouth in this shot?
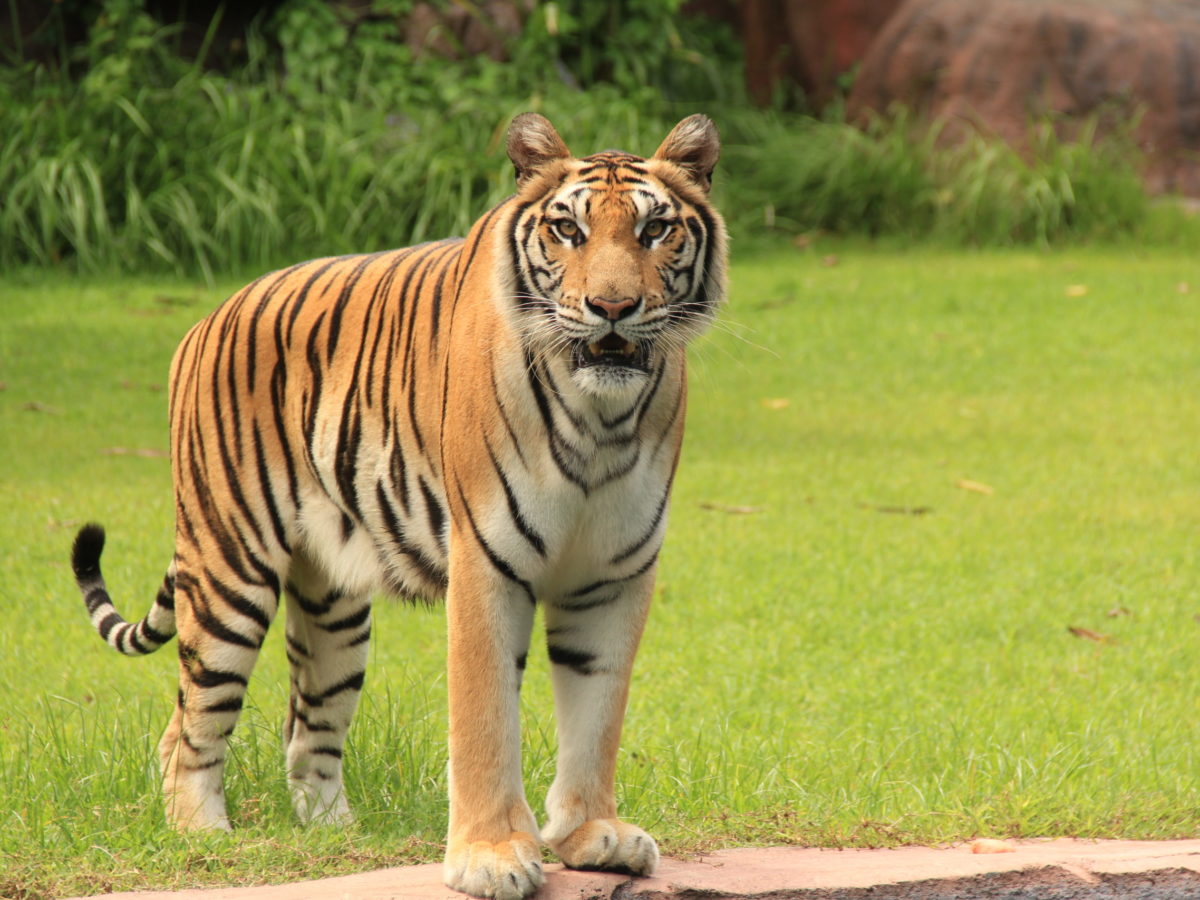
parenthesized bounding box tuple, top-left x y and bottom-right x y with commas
(572, 333, 650, 371)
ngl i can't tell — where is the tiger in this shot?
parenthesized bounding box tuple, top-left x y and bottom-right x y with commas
(70, 112, 727, 900)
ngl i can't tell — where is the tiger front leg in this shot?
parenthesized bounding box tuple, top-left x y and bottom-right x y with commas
(442, 557, 543, 900)
(540, 574, 659, 876)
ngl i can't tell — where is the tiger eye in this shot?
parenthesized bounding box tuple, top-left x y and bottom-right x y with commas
(642, 219, 667, 239)
(556, 220, 579, 238)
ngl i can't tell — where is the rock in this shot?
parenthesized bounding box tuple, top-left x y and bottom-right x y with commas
(405, 1, 528, 62)
(847, 0, 1200, 195)
(729, 0, 906, 107)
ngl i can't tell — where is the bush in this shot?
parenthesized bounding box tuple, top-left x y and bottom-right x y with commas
(0, 0, 1168, 279)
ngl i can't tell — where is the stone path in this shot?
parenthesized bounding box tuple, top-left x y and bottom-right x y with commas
(69, 839, 1200, 900)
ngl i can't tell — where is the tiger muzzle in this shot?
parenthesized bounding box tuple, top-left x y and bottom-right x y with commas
(574, 332, 649, 371)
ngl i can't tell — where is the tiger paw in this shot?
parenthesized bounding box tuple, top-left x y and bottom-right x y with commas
(549, 818, 659, 875)
(443, 832, 545, 900)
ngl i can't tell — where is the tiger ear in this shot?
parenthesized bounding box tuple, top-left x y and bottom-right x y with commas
(653, 114, 720, 192)
(507, 113, 572, 186)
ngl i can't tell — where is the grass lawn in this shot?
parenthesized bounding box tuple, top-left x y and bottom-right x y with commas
(2, 241, 1198, 898)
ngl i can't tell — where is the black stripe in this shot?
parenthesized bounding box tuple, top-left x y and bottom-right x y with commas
(547, 644, 597, 675)
(552, 592, 620, 613)
(651, 384, 686, 462)
(325, 254, 378, 364)
(85, 586, 108, 615)
(375, 481, 448, 590)
(302, 309, 329, 460)
(524, 354, 587, 492)
(300, 670, 365, 707)
(287, 583, 341, 616)
(269, 309, 302, 513)
(611, 484, 671, 565)
(189, 667, 248, 696)
(454, 476, 536, 605)
(292, 707, 338, 732)
(284, 258, 343, 346)
(140, 621, 172, 645)
(97, 612, 123, 641)
(319, 604, 371, 632)
(566, 551, 660, 600)
(418, 476, 447, 555)
(252, 426, 291, 553)
(127, 628, 149, 654)
(181, 757, 223, 771)
(177, 573, 261, 649)
(485, 439, 546, 556)
(206, 570, 273, 632)
(203, 696, 244, 714)
(334, 394, 364, 522)
(428, 243, 461, 352)
(490, 364, 527, 467)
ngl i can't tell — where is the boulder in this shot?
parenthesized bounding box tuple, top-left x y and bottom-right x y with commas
(847, 0, 1200, 194)
(730, 0, 905, 107)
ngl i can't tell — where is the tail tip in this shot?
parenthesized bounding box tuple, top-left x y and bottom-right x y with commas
(72, 523, 106, 580)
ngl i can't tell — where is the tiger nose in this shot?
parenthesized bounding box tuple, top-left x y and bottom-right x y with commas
(585, 296, 640, 321)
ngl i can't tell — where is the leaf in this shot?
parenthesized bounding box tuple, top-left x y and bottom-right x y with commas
(699, 502, 762, 515)
(1065, 284, 1089, 297)
(862, 504, 933, 516)
(956, 479, 994, 495)
(1068, 625, 1112, 644)
(761, 397, 790, 410)
(1106, 606, 1131, 618)
(820, 254, 839, 267)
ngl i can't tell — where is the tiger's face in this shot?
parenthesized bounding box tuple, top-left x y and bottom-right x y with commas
(505, 115, 727, 397)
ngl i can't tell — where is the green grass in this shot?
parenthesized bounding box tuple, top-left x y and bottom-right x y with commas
(3, 242, 1200, 898)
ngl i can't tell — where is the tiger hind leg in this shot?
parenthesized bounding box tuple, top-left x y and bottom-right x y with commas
(282, 552, 371, 825)
(158, 561, 280, 830)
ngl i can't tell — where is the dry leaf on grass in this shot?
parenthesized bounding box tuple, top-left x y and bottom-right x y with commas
(761, 398, 790, 410)
(820, 254, 839, 267)
(699, 502, 762, 515)
(22, 401, 60, 414)
(861, 503, 933, 516)
(956, 479, 994, 495)
(1065, 284, 1089, 297)
(1106, 606, 1131, 618)
(1068, 625, 1112, 644)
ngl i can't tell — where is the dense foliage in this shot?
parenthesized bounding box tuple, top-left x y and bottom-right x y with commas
(0, 0, 1170, 279)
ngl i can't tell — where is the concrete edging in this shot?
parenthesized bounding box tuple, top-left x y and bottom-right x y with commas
(69, 839, 1200, 900)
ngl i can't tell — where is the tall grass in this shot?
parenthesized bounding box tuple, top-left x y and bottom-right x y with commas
(723, 110, 1153, 245)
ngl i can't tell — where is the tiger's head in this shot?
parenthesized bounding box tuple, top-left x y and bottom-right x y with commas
(503, 113, 728, 398)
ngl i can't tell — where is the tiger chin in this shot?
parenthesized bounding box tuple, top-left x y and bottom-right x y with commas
(70, 113, 727, 900)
